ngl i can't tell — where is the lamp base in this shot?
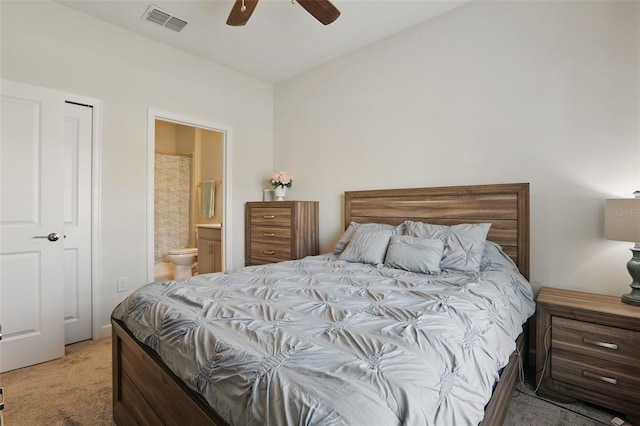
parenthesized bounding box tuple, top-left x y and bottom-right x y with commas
(621, 246, 640, 307)
(621, 291, 640, 306)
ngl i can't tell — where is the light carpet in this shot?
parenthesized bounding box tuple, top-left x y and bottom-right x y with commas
(1, 337, 113, 426)
(0, 337, 629, 425)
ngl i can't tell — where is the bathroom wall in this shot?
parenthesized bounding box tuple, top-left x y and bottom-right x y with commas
(154, 120, 224, 280)
(198, 130, 224, 226)
(155, 121, 193, 280)
(154, 120, 194, 259)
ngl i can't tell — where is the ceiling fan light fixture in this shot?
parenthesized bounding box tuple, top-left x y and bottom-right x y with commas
(226, 0, 340, 26)
(226, 0, 259, 26)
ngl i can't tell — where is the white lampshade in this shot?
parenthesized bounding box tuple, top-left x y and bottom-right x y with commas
(604, 197, 640, 243)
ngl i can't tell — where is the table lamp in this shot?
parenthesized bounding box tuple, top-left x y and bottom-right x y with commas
(604, 191, 640, 306)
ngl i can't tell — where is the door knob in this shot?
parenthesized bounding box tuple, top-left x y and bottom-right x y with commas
(33, 233, 60, 242)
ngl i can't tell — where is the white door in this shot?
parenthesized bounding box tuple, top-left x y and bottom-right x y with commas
(63, 102, 92, 345)
(0, 80, 66, 372)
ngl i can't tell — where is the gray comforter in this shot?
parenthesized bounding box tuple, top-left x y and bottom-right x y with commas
(112, 243, 535, 425)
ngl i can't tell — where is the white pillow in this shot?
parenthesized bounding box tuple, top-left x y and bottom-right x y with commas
(481, 240, 519, 271)
(404, 221, 491, 273)
(333, 222, 404, 255)
(338, 227, 393, 265)
(384, 236, 444, 274)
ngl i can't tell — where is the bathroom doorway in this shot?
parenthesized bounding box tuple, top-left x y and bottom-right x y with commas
(146, 109, 232, 282)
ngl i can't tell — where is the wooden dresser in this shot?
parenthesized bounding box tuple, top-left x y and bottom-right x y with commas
(245, 201, 319, 266)
(536, 287, 640, 424)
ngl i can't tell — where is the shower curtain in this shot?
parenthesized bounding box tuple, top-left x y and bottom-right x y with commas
(155, 153, 192, 263)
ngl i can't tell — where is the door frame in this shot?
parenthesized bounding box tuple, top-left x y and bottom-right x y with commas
(146, 108, 233, 282)
(64, 93, 105, 340)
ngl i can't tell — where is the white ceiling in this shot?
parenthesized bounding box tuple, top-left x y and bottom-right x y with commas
(58, 0, 469, 84)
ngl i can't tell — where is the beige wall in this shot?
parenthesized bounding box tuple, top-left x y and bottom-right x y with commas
(200, 130, 224, 225)
(155, 121, 178, 153)
(1, 0, 274, 333)
(274, 1, 640, 298)
(176, 125, 196, 156)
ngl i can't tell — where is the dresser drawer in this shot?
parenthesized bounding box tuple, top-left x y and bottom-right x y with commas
(552, 350, 640, 402)
(250, 225, 291, 244)
(250, 208, 292, 226)
(250, 241, 291, 263)
(198, 226, 221, 241)
(552, 317, 640, 367)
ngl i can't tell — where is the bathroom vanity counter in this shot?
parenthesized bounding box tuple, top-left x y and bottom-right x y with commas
(197, 225, 222, 274)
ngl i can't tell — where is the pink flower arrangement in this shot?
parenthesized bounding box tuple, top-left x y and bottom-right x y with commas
(270, 171, 293, 189)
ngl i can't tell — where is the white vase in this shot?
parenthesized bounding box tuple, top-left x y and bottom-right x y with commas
(274, 186, 287, 201)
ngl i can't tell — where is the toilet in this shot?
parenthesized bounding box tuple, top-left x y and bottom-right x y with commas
(167, 248, 198, 279)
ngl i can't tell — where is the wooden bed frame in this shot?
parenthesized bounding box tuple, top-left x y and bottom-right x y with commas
(112, 182, 530, 425)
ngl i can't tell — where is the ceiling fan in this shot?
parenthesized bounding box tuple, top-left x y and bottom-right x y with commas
(226, 0, 340, 26)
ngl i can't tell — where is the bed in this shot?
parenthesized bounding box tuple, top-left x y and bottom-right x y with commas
(112, 182, 534, 425)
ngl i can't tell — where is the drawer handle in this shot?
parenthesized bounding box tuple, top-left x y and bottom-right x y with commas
(263, 233, 275, 237)
(582, 370, 617, 385)
(263, 250, 275, 255)
(583, 337, 618, 350)
(263, 215, 276, 219)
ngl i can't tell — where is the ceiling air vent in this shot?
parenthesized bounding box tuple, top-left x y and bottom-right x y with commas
(142, 5, 188, 32)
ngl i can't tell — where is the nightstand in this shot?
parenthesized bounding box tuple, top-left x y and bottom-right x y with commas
(536, 287, 640, 424)
(245, 201, 319, 266)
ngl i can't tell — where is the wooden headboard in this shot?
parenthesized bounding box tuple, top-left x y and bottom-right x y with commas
(344, 183, 530, 279)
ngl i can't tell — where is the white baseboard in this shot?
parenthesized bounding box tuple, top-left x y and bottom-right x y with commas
(96, 324, 111, 339)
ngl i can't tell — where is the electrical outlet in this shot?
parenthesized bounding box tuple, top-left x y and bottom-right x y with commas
(117, 276, 128, 292)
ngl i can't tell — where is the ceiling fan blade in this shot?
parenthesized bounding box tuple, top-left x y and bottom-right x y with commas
(226, 0, 259, 26)
(296, 0, 340, 25)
